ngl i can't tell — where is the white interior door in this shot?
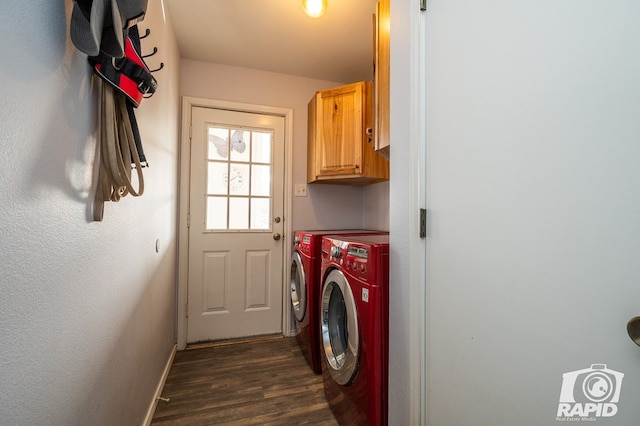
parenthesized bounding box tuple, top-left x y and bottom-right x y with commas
(187, 106, 285, 343)
(424, 1, 640, 424)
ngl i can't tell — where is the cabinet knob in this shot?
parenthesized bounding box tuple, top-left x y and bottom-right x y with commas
(366, 127, 373, 143)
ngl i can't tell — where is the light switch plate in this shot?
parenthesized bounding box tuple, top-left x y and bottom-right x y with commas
(294, 184, 307, 197)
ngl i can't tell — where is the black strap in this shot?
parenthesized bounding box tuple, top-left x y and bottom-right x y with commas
(113, 56, 157, 94)
(90, 55, 157, 97)
(88, 24, 153, 168)
(127, 101, 147, 167)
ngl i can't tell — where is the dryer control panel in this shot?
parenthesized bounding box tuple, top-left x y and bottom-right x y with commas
(348, 246, 369, 259)
(323, 234, 389, 284)
(327, 242, 370, 279)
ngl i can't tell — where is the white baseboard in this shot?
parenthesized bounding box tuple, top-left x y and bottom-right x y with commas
(143, 344, 177, 426)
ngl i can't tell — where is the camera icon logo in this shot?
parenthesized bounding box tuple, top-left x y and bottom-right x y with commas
(580, 369, 614, 403)
(557, 364, 624, 419)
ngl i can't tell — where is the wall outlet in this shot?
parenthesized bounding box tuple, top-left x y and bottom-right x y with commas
(294, 184, 307, 197)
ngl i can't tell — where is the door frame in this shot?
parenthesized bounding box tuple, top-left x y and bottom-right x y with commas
(177, 96, 294, 350)
(390, 1, 427, 424)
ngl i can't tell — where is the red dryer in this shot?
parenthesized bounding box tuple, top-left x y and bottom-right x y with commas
(319, 234, 390, 425)
(290, 230, 387, 374)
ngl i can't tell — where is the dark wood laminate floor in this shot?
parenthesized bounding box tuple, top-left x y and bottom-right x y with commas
(151, 335, 338, 425)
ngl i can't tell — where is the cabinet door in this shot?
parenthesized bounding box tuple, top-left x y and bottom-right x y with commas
(315, 82, 365, 177)
(374, 0, 390, 158)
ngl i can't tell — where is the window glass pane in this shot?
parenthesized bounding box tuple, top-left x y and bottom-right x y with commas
(207, 162, 228, 195)
(229, 129, 250, 162)
(229, 197, 249, 229)
(250, 198, 270, 230)
(208, 127, 229, 160)
(205, 124, 275, 232)
(206, 196, 227, 230)
(251, 164, 271, 196)
(252, 131, 272, 164)
(228, 163, 250, 196)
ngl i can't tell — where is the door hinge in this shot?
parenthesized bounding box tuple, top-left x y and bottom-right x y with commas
(185, 303, 189, 318)
(420, 0, 427, 11)
(187, 213, 191, 228)
(189, 124, 192, 139)
(419, 208, 427, 238)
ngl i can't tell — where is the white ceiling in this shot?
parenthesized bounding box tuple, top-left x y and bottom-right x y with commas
(164, 0, 378, 83)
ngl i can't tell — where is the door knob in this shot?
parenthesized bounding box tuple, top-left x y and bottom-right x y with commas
(627, 317, 640, 346)
(274, 216, 281, 223)
(273, 233, 281, 241)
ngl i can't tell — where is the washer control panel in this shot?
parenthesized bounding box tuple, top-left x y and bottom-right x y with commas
(295, 233, 313, 254)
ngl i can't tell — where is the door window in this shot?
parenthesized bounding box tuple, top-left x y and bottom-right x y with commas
(290, 252, 307, 321)
(321, 269, 360, 385)
(206, 126, 272, 231)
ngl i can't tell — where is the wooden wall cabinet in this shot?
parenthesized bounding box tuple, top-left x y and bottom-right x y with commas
(307, 81, 389, 185)
(373, 0, 390, 158)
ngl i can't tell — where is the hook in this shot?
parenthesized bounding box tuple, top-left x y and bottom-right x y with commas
(142, 47, 158, 58)
(149, 62, 164, 73)
(139, 28, 151, 39)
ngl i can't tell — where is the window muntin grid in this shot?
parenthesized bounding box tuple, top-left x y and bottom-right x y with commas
(205, 126, 273, 231)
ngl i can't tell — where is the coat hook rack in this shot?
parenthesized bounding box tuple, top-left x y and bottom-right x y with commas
(138, 28, 162, 74)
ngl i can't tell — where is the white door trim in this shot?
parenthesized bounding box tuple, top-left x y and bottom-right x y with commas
(410, 7, 427, 424)
(406, 5, 427, 426)
(177, 96, 294, 350)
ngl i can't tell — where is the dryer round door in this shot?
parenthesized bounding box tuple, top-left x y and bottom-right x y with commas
(290, 251, 307, 322)
(321, 268, 359, 385)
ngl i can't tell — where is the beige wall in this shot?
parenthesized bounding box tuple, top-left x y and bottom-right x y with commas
(363, 181, 390, 230)
(180, 59, 389, 232)
(0, 2, 390, 422)
(0, 0, 181, 424)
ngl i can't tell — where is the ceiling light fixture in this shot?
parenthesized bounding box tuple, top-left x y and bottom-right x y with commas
(302, 0, 327, 18)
